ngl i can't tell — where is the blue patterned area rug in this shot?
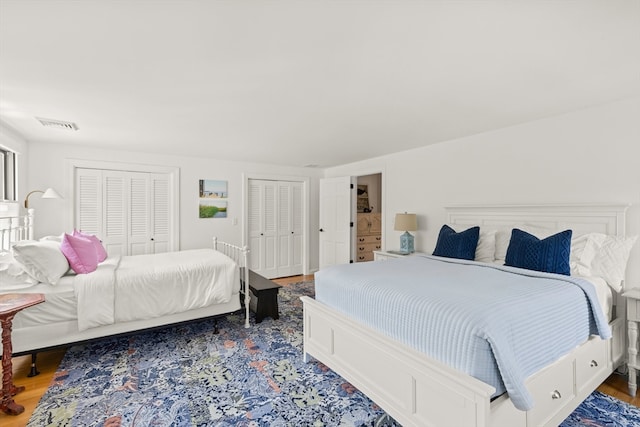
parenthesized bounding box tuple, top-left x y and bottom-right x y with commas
(29, 281, 640, 426)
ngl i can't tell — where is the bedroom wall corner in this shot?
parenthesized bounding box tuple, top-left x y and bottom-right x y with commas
(324, 97, 640, 287)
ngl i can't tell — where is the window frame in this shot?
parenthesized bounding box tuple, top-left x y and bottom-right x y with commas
(0, 147, 17, 202)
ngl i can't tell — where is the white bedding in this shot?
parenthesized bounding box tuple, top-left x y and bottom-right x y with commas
(76, 249, 239, 331)
(10, 266, 612, 330)
(579, 275, 613, 322)
(315, 256, 611, 411)
(10, 248, 240, 333)
(12, 277, 76, 328)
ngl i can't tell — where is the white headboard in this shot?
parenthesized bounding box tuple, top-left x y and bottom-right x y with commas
(445, 203, 633, 346)
(0, 211, 34, 252)
(447, 204, 628, 238)
(447, 203, 631, 301)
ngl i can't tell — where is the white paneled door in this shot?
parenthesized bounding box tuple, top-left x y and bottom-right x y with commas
(75, 168, 173, 256)
(319, 176, 355, 270)
(248, 179, 304, 279)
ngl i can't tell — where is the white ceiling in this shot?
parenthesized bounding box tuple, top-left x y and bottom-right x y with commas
(1, 1, 639, 168)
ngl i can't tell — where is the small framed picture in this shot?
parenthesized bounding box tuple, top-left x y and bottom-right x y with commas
(199, 179, 228, 218)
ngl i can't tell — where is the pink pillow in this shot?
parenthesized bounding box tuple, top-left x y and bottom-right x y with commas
(73, 229, 108, 262)
(60, 233, 99, 274)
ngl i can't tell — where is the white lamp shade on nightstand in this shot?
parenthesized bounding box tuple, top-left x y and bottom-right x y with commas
(394, 213, 418, 253)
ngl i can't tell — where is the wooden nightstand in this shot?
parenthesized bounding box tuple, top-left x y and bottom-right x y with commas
(623, 287, 640, 397)
(0, 293, 45, 415)
(373, 250, 427, 261)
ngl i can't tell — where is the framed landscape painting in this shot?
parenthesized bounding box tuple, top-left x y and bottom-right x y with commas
(199, 179, 228, 218)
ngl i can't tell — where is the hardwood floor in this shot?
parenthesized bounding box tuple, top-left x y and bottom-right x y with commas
(2, 349, 66, 427)
(1, 274, 636, 426)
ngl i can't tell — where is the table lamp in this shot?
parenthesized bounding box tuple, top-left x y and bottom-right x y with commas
(394, 212, 417, 253)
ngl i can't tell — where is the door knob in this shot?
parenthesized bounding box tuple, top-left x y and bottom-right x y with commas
(319, 228, 324, 232)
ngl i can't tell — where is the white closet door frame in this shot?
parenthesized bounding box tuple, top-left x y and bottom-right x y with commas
(66, 159, 180, 251)
(243, 173, 310, 276)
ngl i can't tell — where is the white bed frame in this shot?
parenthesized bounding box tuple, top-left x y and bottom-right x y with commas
(302, 204, 628, 427)
(0, 210, 34, 250)
(0, 213, 250, 362)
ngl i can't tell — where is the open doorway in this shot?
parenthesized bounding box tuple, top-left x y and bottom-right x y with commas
(355, 173, 382, 262)
(318, 172, 383, 270)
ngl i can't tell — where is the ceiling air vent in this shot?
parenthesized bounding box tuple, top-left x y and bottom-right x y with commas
(36, 117, 79, 131)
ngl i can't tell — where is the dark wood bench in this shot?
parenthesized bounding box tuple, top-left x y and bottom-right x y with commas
(241, 269, 282, 323)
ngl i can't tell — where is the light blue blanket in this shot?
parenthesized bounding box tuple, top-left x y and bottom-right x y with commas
(314, 255, 611, 411)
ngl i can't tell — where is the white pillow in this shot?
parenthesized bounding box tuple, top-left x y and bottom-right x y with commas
(40, 234, 64, 243)
(570, 233, 607, 277)
(0, 252, 39, 288)
(448, 224, 496, 263)
(11, 240, 70, 285)
(475, 230, 497, 263)
(589, 234, 638, 293)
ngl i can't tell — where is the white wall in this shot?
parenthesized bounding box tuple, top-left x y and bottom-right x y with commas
(17, 97, 640, 282)
(326, 97, 640, 285)
(25, 142, 322, 272)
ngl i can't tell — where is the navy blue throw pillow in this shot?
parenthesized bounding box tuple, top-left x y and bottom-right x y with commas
(432, 225, 480, 261)
(504, 228, 572, 275)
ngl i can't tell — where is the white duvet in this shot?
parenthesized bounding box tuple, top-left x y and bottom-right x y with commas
(74, 249, 239, 331)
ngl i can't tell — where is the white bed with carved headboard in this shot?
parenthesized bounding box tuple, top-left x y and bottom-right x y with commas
(0, 211, 251, 373)
(302, 204, 632, 427)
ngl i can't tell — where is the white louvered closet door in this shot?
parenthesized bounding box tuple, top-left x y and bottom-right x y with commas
(248, 180, 278, 278)
(102, 171, 128, 255)
(150, 174, 170, 253)
(291, 182, 304, 274)
(248, 179, 303, 279)
(248, 181, 263, 272)
(276, 181, 303, 277)
(127, 172, 150, 255)
(75, 168, 102, 236)
(76, 168, 172, 256)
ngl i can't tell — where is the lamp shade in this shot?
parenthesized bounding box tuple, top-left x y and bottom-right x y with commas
(394, 213, 417, 232)
(24, 187, 63, 209)
(42, 187, 63, 199)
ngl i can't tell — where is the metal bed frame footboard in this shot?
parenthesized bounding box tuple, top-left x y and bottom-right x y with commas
(213, 237, 251, 328)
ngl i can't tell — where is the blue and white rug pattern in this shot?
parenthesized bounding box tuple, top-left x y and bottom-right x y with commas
(560, 390, 640, 427)
(28, 281, 640, 426)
